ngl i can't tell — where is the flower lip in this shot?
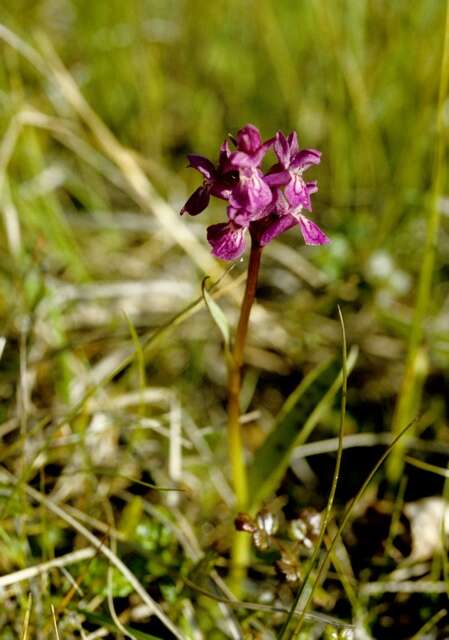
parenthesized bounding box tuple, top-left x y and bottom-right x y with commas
(207, 221, 247, 260)
(229, 167, 273, 214)
(285, 176, 318, 211)
(298, 215, 330, 246)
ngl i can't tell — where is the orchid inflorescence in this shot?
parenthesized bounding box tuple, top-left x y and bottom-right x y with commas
(180, 124, 329, 260)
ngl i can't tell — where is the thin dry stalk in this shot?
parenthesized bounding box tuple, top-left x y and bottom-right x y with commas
(0, 547, 96, 589)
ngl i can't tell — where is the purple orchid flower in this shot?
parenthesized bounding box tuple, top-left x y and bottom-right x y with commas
(207, 221, 247, 260)
(266, 131, 321, 210)
(252, 189, 329, 248)
(181, 140, 238, 216)
(207, 188, 328, 260)
(227, 124, 274, 170)
(180, 124, 329, 260)
(227, 124, 274, 216)
(228, 169, 273, 216)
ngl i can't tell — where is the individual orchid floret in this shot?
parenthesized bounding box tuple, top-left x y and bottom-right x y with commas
(207, 221, 246, 260)
(228, 124, 274, 170)
(208, 197, 273, 260)
(266, 130, 321, 210)
(252, 189, 329, 248)
(228, 166, 273, 215)
(225, 124, 275, 216)
(180, 141, 238, 216)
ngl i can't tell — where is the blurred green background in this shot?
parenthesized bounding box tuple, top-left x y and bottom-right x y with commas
(0, 1, 449, 637)
(1, 0, 447, 441)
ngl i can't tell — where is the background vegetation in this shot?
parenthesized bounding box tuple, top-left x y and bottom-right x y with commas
(0, 0, 448, 638)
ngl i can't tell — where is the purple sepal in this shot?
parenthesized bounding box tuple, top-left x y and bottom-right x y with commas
(274, 131, 299, 167)
(264, 167, 291, 187)
(236, 124, 262, 154)
(290, 149, 321, 171)
(181, 142, 240, 215)
(273, 131, 292, 167)
(187, 154, 215, 179)
(287, 131, 299, 155)
(207, 222, 247, 260)
(251, 212, 297, 246)
(180, 185, 211, 216)
(218, 139, 232, 166)
(210, 183, 233, 200)
(298, 215, 330, 245)
(228, 124, 274, 171)
(274, 131, 321, 174)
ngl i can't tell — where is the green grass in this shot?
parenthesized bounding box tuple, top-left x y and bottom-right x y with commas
(0, 1, 448, 638)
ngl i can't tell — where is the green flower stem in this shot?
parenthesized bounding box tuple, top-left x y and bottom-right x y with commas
(227, 238, 262, 585)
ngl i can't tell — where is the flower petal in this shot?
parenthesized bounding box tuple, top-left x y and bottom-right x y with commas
(228, 200, 272, 226)
(236, 124, 262, 154)
(290, 149, 321, 171)
(210, 182, 233, 200)
(228, 205, 252, 226)
(187, 154, 215, 179)
(228, 150, 255, 169)
(251, 212, 297, 246)
(251, 140, 274, 166)
(274, 131, 291, 167)
(230, 168, 273, 214)
(300, 181, 319, 211)
(229, 143, 272, 170)
(264, 167, 291, 187)
(180, 185, 211, 216)
(298, 215, 330, 245)
(287, 131, 299, 155)
(207, 222, 247, 260)
(306, 180, 318, 195)
(284, 173, 307, 208)
(218, 139, 231, 164)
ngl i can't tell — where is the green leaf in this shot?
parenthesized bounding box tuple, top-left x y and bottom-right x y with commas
(201, 277, 231, 352)
(248, 346, 358, 511)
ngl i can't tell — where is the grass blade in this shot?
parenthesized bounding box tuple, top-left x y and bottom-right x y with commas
(405, 455, 449, 479)
(78, 609, 164, 640)
(248, 346, 358, 511)
(279, 306, 348, 639)
(288, 416, 418, 637)
(409, 608, 447, 640)
(20, 593, 32, 640)
(0, 467, 184, 640)
(183, 577, 353, 630)
(51, 604, 61, 640)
